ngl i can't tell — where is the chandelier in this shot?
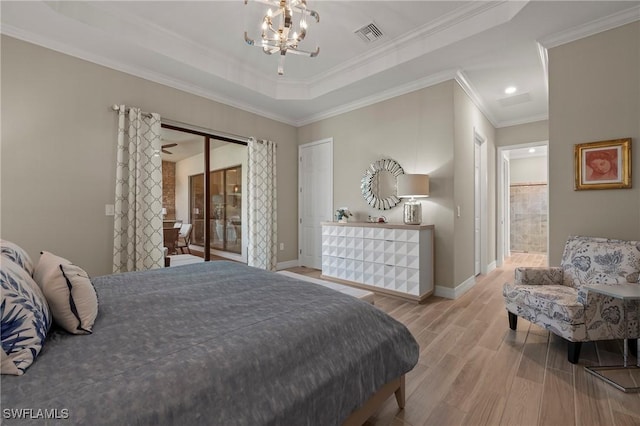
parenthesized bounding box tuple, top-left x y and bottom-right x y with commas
(244, 0, 320, 76)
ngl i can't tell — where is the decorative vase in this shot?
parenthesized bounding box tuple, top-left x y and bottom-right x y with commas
(338, 218, 347, 223)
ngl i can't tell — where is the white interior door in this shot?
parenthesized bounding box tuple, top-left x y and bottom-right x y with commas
(299, 139, 333, 269)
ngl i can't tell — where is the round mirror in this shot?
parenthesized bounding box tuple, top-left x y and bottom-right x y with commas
(360, 159, 404, 210)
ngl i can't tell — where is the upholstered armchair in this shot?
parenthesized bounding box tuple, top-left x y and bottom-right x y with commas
(503, 236, 640, 363)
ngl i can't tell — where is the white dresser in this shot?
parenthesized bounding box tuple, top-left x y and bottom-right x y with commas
(321, 222, 434, 302)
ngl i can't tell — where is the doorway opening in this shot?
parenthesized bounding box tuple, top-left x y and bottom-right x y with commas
(497, 142, 549, 267)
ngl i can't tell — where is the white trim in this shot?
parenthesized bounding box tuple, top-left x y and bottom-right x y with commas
(276, 260, 300, 271)
(539, 5, 640, 49)
(296, 70, 455, 127)
(536, 42, 549, 93)
(496, 141, 549, 267)
(497, 151, 510, 268)
(487, 261, 497, 274)
(455, 71, 499, 128)
(496, 113, 549, 129)
(474, 128, 489, 276)
(3, 22, 555, 130)
(0, 24, 299, 127)
(434, 275, 477, 299)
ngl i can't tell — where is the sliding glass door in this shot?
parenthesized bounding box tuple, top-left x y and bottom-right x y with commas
(191, 165, 242, 254)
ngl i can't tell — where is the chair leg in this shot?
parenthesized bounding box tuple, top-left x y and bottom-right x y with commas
(508, 312, 518, 330)
(568, 341, 582, 364)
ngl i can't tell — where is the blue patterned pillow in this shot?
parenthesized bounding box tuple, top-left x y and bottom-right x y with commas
(0, 240, 34, 277)
(1, 259, 51, 375)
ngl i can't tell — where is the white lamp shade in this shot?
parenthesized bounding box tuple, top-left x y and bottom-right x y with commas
(397, 174, 430, 198)
(161, 208, 167, 215)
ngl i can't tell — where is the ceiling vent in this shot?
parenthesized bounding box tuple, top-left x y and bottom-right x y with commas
(354, 23, 384, 43)
(498, 92, 532, 107)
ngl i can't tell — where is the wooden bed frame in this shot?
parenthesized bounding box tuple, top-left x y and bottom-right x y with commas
(343, 375, 405, 425)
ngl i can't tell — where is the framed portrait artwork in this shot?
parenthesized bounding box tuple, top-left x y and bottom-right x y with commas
(574, 138, 631, 190)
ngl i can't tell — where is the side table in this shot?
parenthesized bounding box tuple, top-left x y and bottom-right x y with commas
(583, 284, 640, 393)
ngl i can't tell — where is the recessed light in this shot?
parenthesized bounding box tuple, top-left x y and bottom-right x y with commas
(528, 148, 535, 153)
(505, 86, 517, 95)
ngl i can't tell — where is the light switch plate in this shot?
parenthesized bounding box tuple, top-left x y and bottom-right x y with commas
(105, 204, 115, 216)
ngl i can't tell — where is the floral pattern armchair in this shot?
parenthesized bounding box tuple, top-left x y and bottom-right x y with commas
(503, 236, 640, 363)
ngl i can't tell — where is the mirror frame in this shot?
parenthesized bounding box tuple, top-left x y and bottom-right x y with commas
(360, 159, 404, 210)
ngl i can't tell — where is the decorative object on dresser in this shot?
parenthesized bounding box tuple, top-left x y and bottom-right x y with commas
(335, 207, 352, 223)
(321, 222, 435, 303)
(360, 158, 404, 210)
(397, 174, 430, 225)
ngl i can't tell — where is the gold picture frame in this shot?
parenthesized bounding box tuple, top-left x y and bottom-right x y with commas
(574, 138, 631, 190)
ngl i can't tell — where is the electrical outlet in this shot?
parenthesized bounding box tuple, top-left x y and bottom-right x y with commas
(279, 243, 284, 251)
(105, 204, 115, 216)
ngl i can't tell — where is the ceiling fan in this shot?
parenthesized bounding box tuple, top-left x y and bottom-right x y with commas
(161, 143, 177, 154)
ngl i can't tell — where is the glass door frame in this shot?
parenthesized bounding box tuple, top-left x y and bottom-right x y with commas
(161, 122, 247, 262)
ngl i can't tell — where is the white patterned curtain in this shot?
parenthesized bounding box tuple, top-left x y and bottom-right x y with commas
(112, 105, 164, 273)
(247, 137, 277, 271)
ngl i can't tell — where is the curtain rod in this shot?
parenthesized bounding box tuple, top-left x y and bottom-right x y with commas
(111, 104, 153, 119)
(110, 105, 249, 145)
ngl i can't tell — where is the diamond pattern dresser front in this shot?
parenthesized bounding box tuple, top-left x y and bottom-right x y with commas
(321, 223, 434, 302)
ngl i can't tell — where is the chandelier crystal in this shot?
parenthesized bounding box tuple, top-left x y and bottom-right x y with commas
(244, 0, 320, 76)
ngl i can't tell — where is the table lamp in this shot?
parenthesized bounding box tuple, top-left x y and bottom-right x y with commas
(397, 174, 429, 225)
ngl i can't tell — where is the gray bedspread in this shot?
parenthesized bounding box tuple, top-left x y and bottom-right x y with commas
(2, 261, 419, 425)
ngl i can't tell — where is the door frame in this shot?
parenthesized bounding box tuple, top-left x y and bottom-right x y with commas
(474, 128, 488, 275)
(496, 141, 549, 267)
(298, 138, 333, 267)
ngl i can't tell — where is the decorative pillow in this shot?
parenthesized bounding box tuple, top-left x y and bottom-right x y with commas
(561, 236, 640, 288)
(0, 240, 34, 276)
(33, 252, 98, 335)
(1, 259, 52, 375)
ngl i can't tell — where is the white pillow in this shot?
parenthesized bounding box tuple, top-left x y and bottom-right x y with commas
(34, 252, 98, 335)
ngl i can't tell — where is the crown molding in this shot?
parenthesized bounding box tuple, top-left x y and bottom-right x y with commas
(539, 5, 640, 49)
(536, 42, 549, 93)
(308, 1, 529, 99)
(43, 0, 529, 102)
(2, 24, 551, 131)
(295, 70, 456, 127)
(0, 25, 298, 127)
(495, 113, 549, 129)
(454, 71, 499, 128)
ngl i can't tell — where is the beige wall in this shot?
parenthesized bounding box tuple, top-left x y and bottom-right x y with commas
(496, 120, 549, 147)
(511, 157, 548, 184)
(298, 81, 456, 288)
(298, 80, 497, 290)
(0, 36, 298, 276)
(453, 83, 496, 284)
(548, 22, 640, 263)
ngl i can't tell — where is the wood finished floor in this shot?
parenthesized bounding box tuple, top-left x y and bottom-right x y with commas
(285, 253, 640, 426)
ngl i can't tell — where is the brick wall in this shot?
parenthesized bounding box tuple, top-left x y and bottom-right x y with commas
(162, 161, 176, 220)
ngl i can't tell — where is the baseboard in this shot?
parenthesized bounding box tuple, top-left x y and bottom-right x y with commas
(487, 261, 497, 274)
(276, 259, 299, 270)
(434, 275, 476, 299)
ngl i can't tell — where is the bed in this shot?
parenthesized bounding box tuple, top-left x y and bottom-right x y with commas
(2, 260, 419, 425)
